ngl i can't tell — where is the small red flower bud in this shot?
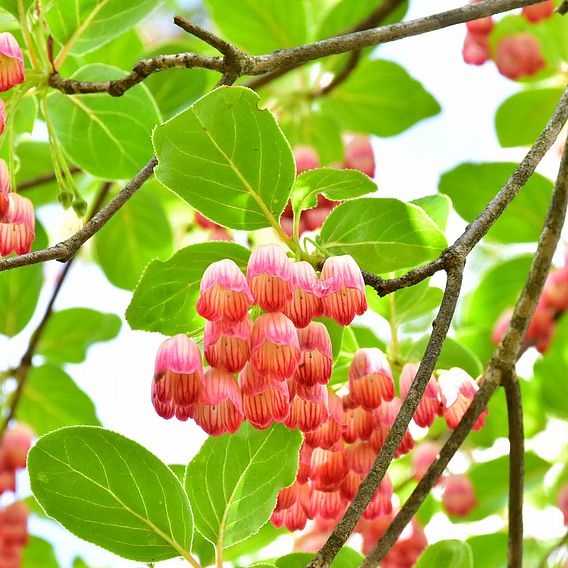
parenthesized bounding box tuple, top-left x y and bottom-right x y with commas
(194, 211, 220, 230)
(294, 145, 320, 174)
(542, 268, 568, 312)
(250, 313, 301, 380)
(247, 245, 294, 312)
(238, 363, 290, 429)
(349, 348, 395, 410)
(343, 134, 375, 178)
(321, 255, 367, 325)
(0, 33, 24, 92)
(204, 316, 251, 373)
(295, 322, 333, 387)
(399, 363, 444, 428)
(442, 474, 477, 517)
(196, 259, 253, 322)
(285, 381, 329, 432)
(152, 335, 204, 420)
(0, 502, 28, 546)
(283, 262, 324, 328)
(522, 1, 554, 23)
(495, 34, 545, 80)
(412, 441, 440, 481)
(462, 32, 490, 65)
(439, 368, 487, 430)
(0, 194, 35, 256)
(194, 368, 244, 435)
(466, 16, 494, 35)
(2, 425, 33, 470)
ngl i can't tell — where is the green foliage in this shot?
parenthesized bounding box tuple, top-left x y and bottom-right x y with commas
(17, 366, 100, 435)
(44, 0, 157, 56)
(276, 548, 363, 567)
(47, 64, 161, 179)
(411, 194, 452, 231)
(28, 426, 193, 562)
(185, 422, 302, 549)
(126, 241, 250, 335)
(22, 535, 59, 568)
(0, 221, 47, 337)
(320, 198, 447, 274)
(37, 308, 121, 364)
(154, 86, 295, 231)
(321, 59, 441, 137)
(415, 540, 473, 568)
(495, 88, 564, 147)
(93, 190, 173, 290)
(439, 163, 553, 243)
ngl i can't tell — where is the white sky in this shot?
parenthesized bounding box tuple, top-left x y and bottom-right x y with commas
(2, 1, 566, 566)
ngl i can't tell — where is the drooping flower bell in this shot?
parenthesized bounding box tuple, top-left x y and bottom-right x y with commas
(522, 1, 554, 23)
(0, 502, 28, 546)
(0, 194, 35, 256)
(246, 244, 294, 312)
(1, 425, 33, 470)
(441, 474, 477, 517)
(282, 261, 323, 328)
(349, 348, 395, 410)
(310, 446, 348, 491)
(363, 474, 393, 520)
(399, 363, 444, 428)
(0, 159, 9, 216)
(204, 316, 251, 373)
(285, 380, 329, 432)
(0, 99, 5, 137)
(193, 368, 244, 436)
(0, 33, 24, 92)
(345, 441, 377, 476)
(294, 322, 333, 387)
(304, 390, 343, 449)
(250, 312, 300, 380)
(438, 368, 487, 430)
(321, 255, 367, 326)
(344, 134, 375, 178)
(370, 398, 414, 457)
(151, 335, 204, 421)
(310, 488, 347, 520)
(196, 259, 253, 322)
(342, 395, 375, 443)
(495, 33, 545, 80)
(412, 441, 440, 481)
(294, 145, 320, 174)
(238, 363, 290, 429)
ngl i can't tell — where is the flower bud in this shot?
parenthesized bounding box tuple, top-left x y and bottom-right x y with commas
(399, 363, 444, 428)
(238, 363, 290, 429)
(495, 34, 545, 80)
(0, 502, 28, 545)
(197, 259, 253, 322)
(283, 262, 324, 328)
(442, 474, 477, 517)
(349, 348, 395, 410)
(0, 194, 35, 256)
(321, 255, 367, 325)
(247, 245, 294, 312)
(439, 368, 487, 430)
(0, 33, 24, 92)
(152, 335, 204, 420)
(462, 32, 490, 65)
(250, 313, 300, 380)
(2, 425, 33, 470)
(194, 368, 244, 436)
(522, 1, 554, 23)
(204, 316, 251, 373)
(412, 441, 440, 481)
(542, 268, 568, 312)
(344, 134, 375, 178)
(294, 145, 320, 175)
(294, 322, 333, 386)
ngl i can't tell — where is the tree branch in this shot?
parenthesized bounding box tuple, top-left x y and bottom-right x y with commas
(49, 0, 544, 96)
(361, 133, 568, 568)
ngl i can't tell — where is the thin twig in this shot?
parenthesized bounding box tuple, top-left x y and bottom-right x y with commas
(17, 166, 81, 192)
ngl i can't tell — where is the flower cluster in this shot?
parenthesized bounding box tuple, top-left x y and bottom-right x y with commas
(462, 0, 550, 79)
(492, 255, 568, 353)
(151, 245, 367, 435)
(281, 134, 375, 237)
(0, 425, 32, 567)
(0, 33, 35, 258)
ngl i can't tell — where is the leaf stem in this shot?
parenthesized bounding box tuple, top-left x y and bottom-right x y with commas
(17, 0, 41, 71)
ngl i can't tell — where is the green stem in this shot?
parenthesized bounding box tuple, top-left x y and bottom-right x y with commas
(17, 0, 40, 71)
(388, 293, 400, 355)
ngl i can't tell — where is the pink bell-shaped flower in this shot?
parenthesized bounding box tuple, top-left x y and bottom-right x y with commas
(310, 489, 347, 520)
(370, 398, 414, 457)
(196, 259, 253, 322)
(345, 440, 377, 476)
(1, 425, 33, 470)
(0, 193, 35, 256)
(344, 134, 375, 178)
(0, 159, 9, 217)
(310, 446, 348, 491)
(282, 261, 323, 328)
(342, 396, 375, 443)
(304, 390, 343, 449)
(442, 474, 477, 517)
(294, 322, 333, 387)
(0, 99, 5, 136)
(0, 33, 24, 92)
(246, 244, 294, 312)
(204, 316, 251, 373)
(399, 363, 444, 428)
(285, 380, 329, 432)
(250, 312, 301, 380)
(349, 348, 395, 410)
(412, 441, 440, 481)
(321, 255, 367, 325)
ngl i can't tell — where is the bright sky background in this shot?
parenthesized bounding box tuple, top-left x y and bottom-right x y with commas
(2, 1, 566, 566)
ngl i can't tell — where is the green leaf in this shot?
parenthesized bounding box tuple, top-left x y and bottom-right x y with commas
(495, 88, 563, 147)
(47, 64, 161, 179)
(467, 533, 547, 568)
(368, 280, 443, 325)
(22, 535, 59, 568)
(28, 426, 193, 562)
(415, 540, 473, 568)
(185, 422, 302, 549)
(465, 452, 549, 521)
(126, 242, 250, 335)
(36, 308, 121, 364)
(44, 0, 158, 56)
(291, 168, 377, 218)
(16, 366, 100, 435)
(0, 221, 47, 337)
(439, 163, 553, 243)
(404, 336, 483, 377)
(316, 317, 345, 363)
(329, 326, 360, 386)
(205, 0, 308, 54)
(153, 86, 295, 231)
(94, 190, 173, 290)
(351, 325, 386, 350)
(411, 194, 452, 231)
(319, 198, 447, 274)
(276, 548, 363, 568)
(321, 59, 440, 137)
